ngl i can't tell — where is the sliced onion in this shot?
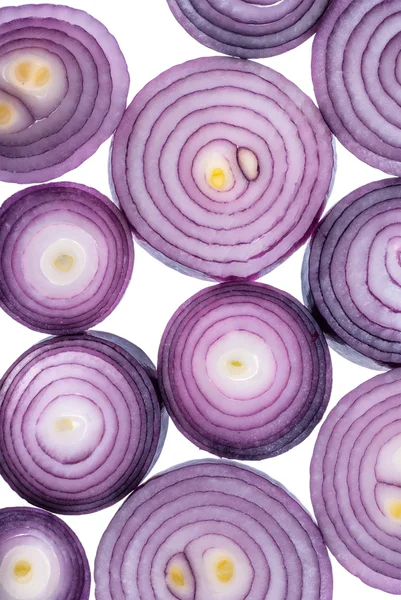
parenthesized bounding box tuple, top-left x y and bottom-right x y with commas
(95, 459, 333, 600)
(158, 282, 331, 460)
(0, 182, 134, 334)
(0, 331, 168, 515)
(0, 506, 90, 600)
(313, 0, 401, 175)
(303, 178, 401, 369)
(112, 56, 334, 281)
(311, 369, 401, 593)
(166, 0, 331, 58)
(0, 4, 128, 183)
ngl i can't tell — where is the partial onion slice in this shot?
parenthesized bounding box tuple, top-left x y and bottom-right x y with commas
(166, 0, 331, 58)
(303, 178, 401, 369)
(158, 282, 332, 459)
(0, 506, 90, 600)
(112, 56, 334, 281)
(0, 4, 129, 183)
(0, 182, 134, 334)
(311, 369, 401, 593)
(313, 0, 401, 175)
(0, 332, 168, 514)
(95, 459, 333, 600)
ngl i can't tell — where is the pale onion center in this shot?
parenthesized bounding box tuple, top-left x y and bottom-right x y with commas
(389, 500, 401, 520)
(169, 564, 185, 587)
(13, 560, 32, 583)
(54, 418, 74, 433)
(14, 61, 50, 88)
(226, 359, 248, 376)
(215, 558, 234, 583)
(40, 238, 86, 286)
(54, 254, 74, 272)
(219, 348, 259, 382)
(209, 167, 226, 190)
(0, 103, 12, 125)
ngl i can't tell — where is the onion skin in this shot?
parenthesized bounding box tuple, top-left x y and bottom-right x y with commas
(313, 0, 401, 176)
(311, 369, 401, 594)
(167, 0, 331, 59)
(0, 4, 129, 184)
(0, 506, 90, 600)
(0, 182, 134, 335)
(158, 282, 332, 460)
(0, 331, 168, 515)
(112, 56, 334, 282)
(95, 459, 333, 600)
(303, 178, 401, 369)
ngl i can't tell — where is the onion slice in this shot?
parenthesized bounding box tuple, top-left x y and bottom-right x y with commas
(0, 331, 168, 515)
(0, 182, 134, 335)
(311, 369, 401, 593)
(166, 0, 331, 58)
(313, 0, 401, 175)
(158, 282, 332, 460)
(0, 506, 90, 600)
(0, 4, 129, 183)
(112, 56, 334, 281)
(303, 177, 401, 369)
(95, 459, 333, 600)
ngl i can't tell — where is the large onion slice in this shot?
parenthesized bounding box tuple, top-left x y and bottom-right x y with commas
(311, 369, 401, 593)
(158, 282, 332, 460)
(0, 331, 168, 515)
(167, 0, 331, 58)
(95, 459, 333, 600)
(313, 0, 401, 175)
(0, 183, 134, 335)
(0, 506, 90, 600)
(112, 56, 334, 282)
(303, 178, 401, 369)
(0, 4, 128, 183)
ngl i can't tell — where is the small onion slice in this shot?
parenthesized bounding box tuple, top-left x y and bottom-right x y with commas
(95, 459, 333, 600)
(0, 506, 90, 600)
(311, 369, 401, 593)
(0, 331, 168, 515)
(0, 183, 134, 335)
(313, 0, 401, 175)
(167, 0, 331, 58)
(303, 178, 401, 369)
(0, 4, 129, 183)
(112, 56, 334, 282)
(158, 282, 332, 460)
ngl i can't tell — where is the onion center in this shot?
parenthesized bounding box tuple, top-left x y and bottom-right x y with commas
(0, 103, 12, 125)
(54, 254, 74, 273)
(210, 167, 226, 190)
(40, 238, 86, 286)
(54, 418, 74, 433)
(13, 59, 51, 91)
(13, 560, 32, 583)
(215, 557, 235, 583)
(223, 352, 256, 380)
(169, 564, 185, 587)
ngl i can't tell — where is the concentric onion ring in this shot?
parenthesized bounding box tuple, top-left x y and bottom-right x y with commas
(0, 507, 90, 600)
(112, 56, 334, 281)
(311, 369, 401, 593)
(0, 4, 128, 183)
(167, 0, 331, 58)
(158, 282, 332, 460)
(0, 332, 168, 514)
(303, 178, 401, 369)
(313, 0, 401, 175)
(95, 460, 333, 600)
(0, 183, 134, 335)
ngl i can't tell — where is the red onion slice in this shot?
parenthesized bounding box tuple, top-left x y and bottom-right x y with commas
(158, 282, 332, 459)
(112, 56, 334, 282)
(95, 460, 333, 600)
(0, 183, 134, 335)
(311, 369, 401, 593)
(166, 0, 331, 58)
(0, 4, 129, 183)
(303, 178, 401, 369)
(0, 331, 168, 515)
(313, 0, 401, 175)
(0, 506, 90, 600)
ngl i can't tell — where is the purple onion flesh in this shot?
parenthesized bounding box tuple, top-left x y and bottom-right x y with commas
(166, 0, 331, 58)
(311, 369, 401, 593)
(0, 506, 90, 600)
(0, 182, 134, 335)
(112, 56, 334, 282)
(303, 178, 401, 369)
(95, 459, 333, 600)
(0, 4, 129, 183)
(0, 331, 168, 515)
(158, 282, 332, 460)
(313, 0, 401, 175)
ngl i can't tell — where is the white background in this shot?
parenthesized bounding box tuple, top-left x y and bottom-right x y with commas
(0, 1, 394, 599)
